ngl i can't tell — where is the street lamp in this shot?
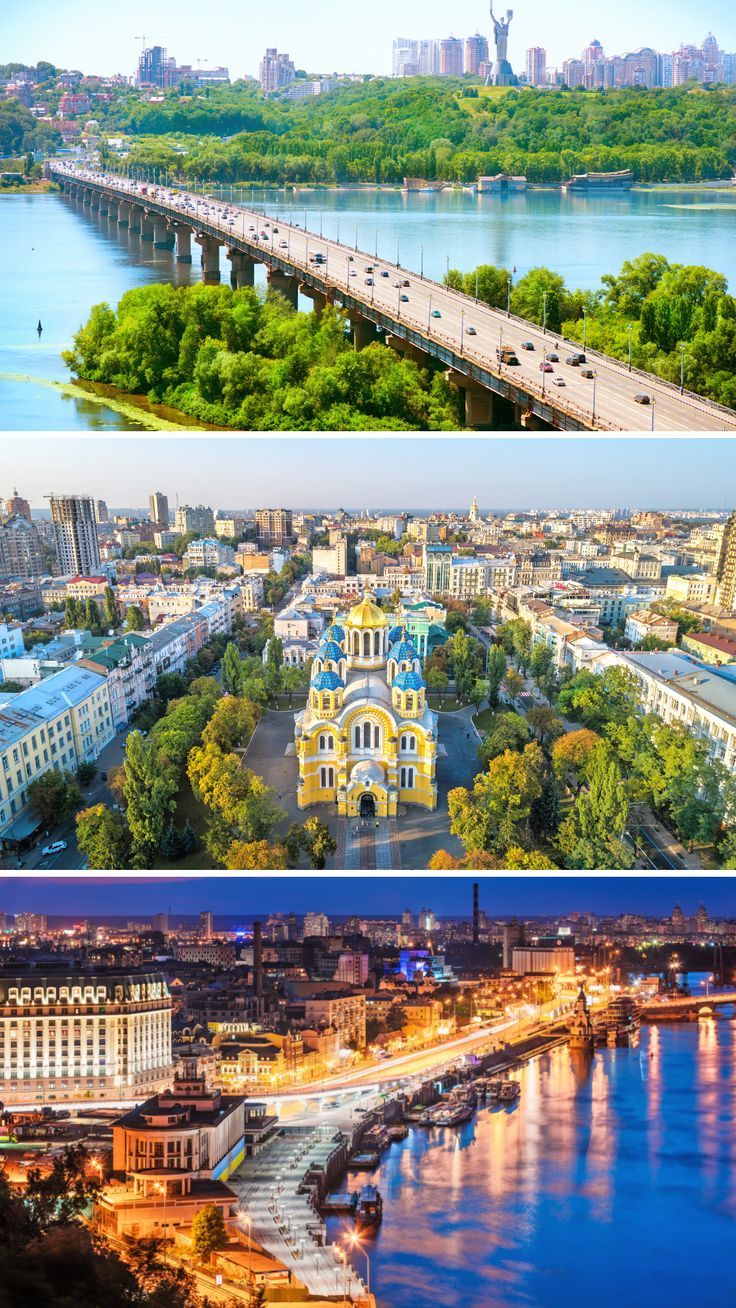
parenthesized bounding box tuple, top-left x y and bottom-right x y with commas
(650, 397, 656, 431)
(396, 234, 400, 267)
(591, 370, 597, 425)
(506, 277, 512, 317)
(542, 290, 548, 336)
(428, 295, 432, 332)
(460, 307, 465, 346)
(582, 305, 588, 351)
(627, 322, 633, 372)
(680, 340, 685, 394)
(344, 1232, 370, 1298)
(420, 245, 424, 278)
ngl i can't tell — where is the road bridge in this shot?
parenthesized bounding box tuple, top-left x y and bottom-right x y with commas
(48, 162, 736, 432)
(642, 990, 736, 1019)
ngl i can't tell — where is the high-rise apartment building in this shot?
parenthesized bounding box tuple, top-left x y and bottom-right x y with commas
(0, 970, 173, 1105)
(525, 47, 547, 85)
(174, 504, 215, 536)
(256, 508, 293, 546)
(4, 490, 31, 522)
(0, 515, 45, 579)
(199, 910, 214, 940)
(48, 494, 101, 576)
(149, 491, 169, 532)
(439, 38, 464, 76)
(418, 40, 440, 75)
(303, 911, 330, 937)
(259, 49, 295, 94)
(393, 38, 419, 76)
(137, 45, 168, 87)
(93, 499, 109, 524)
(715, 511, 736, 611)
(465, 34, 489, 75)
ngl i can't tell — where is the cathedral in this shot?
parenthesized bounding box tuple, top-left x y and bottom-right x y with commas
(295, 593, 438, 818)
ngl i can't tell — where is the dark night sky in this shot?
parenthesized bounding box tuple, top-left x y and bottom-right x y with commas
(1, 877, 733, 919)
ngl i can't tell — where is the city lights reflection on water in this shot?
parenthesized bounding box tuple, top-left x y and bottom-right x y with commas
(329, 1010, 736, 1308)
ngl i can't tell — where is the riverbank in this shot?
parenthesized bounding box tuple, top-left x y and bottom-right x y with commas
(0, 371, 216, 430)
(0, 179, 57, 194)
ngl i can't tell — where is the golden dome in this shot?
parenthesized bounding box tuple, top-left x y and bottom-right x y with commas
(345, 593, 388, 629)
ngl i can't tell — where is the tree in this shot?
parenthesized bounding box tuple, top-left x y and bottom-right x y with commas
(551, 728, 602, 793)
(502, 668, 524, 709)
(530, 642, 556, 701)
(102, 585, 117, 629)
(486, 644, 507, 710)
(156, 672, 188, 703)
(303, 815, 337, 869)
(191, 1203, 228, 1260)
(427, 667, 449, 704)
(556, 666, 639, 731)
(470, 678, 489, 712)
(225, 839, 288, 869)
(281, 664, 306, 706)
(76, 804, 129, 869)
(478, 711, 531, 767)
(557, 745, 633, 868)
(27, 770, 81, 829)
(448, 743, 546, 857)
(75, 761, 97, 786)
(526, 705, 565, 749)
(125, 604, 146, 632)
(445, 610, 468, 634)
(221, 640, 244, 696)
(123, 731, 176, 868)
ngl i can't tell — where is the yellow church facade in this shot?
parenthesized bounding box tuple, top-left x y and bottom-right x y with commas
(295, 594, 438, 818)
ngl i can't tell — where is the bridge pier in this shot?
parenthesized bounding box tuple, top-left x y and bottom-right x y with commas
(140, 214, 154, 242)
(351, 316, 379, 350)
(301, 284, 328, 318)
(107, 198, 118, 221)
(89, 192, 100, 213)
(173, 225, 193, 263)
(153, 216, 175, 249)
(116, 200, 131, 228)
(82, 188, 92, 207)
(267, 269, 299, 309)
(227, 249, 255, 288)
(196, 233, 222, 283)
(446, 369, 495, 429)
(127, 204, 142, 234)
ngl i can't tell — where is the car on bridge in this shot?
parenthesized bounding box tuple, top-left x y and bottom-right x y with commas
(552, 377, 566, 387)
(634, 393, 652, 405)
(466, 325, 477, 335)
(432, 309, 442, 318)
(400, 293, 409, 302)
(380, 270, 390, 277)
(581, 368, 595, 379)
(545, 352, 560, 362)
(565, 353, 586, 366)
(521, 341, 535, 350)
(540, 361, 554, 373)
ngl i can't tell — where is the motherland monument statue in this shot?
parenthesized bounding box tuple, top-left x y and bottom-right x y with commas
(487, 5, 518, 85)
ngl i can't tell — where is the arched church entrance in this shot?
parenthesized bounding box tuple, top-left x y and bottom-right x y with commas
(360, 792, 376, 818)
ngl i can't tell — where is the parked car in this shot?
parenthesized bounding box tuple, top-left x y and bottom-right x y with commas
(41, 841, 67, 857)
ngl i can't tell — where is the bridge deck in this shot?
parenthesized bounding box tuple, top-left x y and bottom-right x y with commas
(50, 164, 736, 433)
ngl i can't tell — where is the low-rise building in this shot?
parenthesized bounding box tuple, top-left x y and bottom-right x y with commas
(624, 609, 678, 646)
(0, 666, 115, 844)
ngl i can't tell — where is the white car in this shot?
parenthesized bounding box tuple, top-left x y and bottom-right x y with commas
(41, 841, 67, 857)
(551, 377, 566, 387)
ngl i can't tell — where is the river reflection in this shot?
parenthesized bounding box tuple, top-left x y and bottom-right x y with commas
(328, 1020, 736, 1308)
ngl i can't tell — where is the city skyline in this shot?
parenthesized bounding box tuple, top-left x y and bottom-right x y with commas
(3, 437, 736, 511)
(2, 0, 736, 80)
(2, 876, 734, 915)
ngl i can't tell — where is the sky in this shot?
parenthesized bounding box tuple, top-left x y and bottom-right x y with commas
(0, 875, 732, 917)
(3, 436, 734, 513)
(1, 0, 735, 79)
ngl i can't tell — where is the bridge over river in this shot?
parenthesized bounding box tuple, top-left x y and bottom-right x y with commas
(49, 162, 736, 433)
(642, 989, 736, 1019)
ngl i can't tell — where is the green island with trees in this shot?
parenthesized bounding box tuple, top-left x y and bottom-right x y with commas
(62, 282, 463, 430)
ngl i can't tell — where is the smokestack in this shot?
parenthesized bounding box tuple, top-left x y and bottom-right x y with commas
(253, 920, 263, 998)
(472, 882, 479, 946)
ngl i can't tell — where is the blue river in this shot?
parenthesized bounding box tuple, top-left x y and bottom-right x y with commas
(328, 1002, 736, 1307)
(1, 185, 735, 429)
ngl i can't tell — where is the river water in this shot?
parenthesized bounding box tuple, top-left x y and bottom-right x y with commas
(327, 1011, 736, 1308)
(2, 186, 735, 430)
